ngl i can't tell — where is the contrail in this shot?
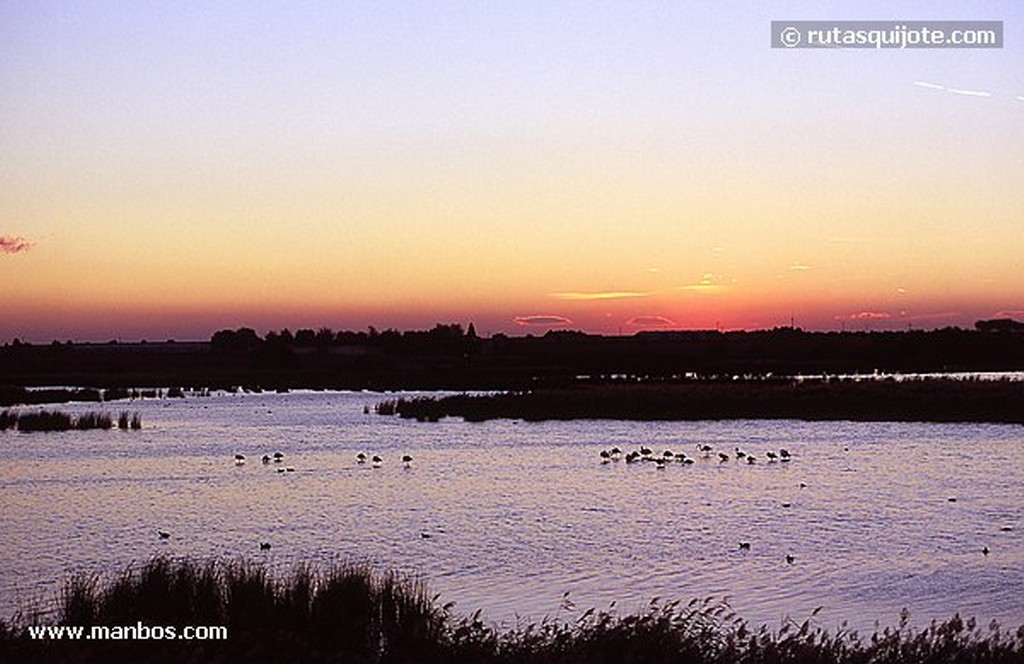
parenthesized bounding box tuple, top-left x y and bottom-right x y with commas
(946, 87, 992, 97)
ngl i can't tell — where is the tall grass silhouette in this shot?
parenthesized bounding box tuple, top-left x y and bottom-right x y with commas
(2, 557, 1021, 663)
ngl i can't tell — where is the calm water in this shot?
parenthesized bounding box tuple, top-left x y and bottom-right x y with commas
(2, 390, 1021, 633)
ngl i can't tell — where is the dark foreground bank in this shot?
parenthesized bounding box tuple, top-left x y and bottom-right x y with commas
(2, 558, 1022, 664)
(380, 378, 1024, 424)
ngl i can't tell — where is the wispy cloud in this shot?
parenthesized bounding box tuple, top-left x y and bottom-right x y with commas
(625, 315, 676, 328)
(788, 262, 811, 271)
(905, 311, 959, 322)
(0, 236, 33, 254)
(827, 235, 874, 244)
(514, 314, 573, 327)
(835, 311, 891, 321)
(552, 291, 650, 301)
(678, 273, 731, 292)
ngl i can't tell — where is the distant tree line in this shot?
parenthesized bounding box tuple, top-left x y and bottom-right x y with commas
(211, 323, 479, 356)
(975, 318, 1024, 333)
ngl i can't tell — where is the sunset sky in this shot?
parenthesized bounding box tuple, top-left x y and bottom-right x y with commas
(2, 1, 1022, 342)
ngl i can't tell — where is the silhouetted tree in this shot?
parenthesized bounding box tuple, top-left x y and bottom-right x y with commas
(294, 329, 317, 346)
(315, 327, 335, 347)
(211, 328, 261, 353)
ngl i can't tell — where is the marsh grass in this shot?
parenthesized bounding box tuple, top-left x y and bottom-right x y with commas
(117, 411, 143, 430)
(1, 557, 1022, 663)
(380, 379, 1024, 424)
(1, 409, 140, 432)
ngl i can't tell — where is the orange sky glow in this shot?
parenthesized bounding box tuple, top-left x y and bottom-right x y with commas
(2, 2, 1022, 342)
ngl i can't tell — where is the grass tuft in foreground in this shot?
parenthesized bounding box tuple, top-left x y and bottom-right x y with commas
(1, 557, 1022, 663)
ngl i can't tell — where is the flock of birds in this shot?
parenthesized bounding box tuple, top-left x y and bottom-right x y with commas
(156, 442, 998, 559)
(155, 450, 416, 549)
(599, 444, 793, 468)
(356, 452, 414, 468)
(233, 451, 295, 472)
(232, 451, 415, 470)
(597, 443, 798, 561)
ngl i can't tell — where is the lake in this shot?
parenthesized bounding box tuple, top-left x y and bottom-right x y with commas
(1, 390, 1021, 634)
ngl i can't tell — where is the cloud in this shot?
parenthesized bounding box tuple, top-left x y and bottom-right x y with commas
(834, 311, 892, 321)
(994, 310, 1024, 319)
(0, 236, 32, 254)
(514, 315, 573, 327)
(552, 291, 650, 301)
(788, 262, 812, 271)
(678, 273, 731, 292)
(823, 234, 872, 242)
(905, 311, 959, 322)
(625, 315, 676, 328)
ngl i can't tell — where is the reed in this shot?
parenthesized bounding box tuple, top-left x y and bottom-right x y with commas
(116, 411, 143, 430)
(74, 411, 112, 430)
(5, 409, 138, 432)
(15, 410, 74, 432)
(0, 409, 17, 431)
(378, 378, 1024, 424)
(1, 557, 1021, 663)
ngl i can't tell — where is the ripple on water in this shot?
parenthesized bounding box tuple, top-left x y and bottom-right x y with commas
(1, 393, 1022, 633)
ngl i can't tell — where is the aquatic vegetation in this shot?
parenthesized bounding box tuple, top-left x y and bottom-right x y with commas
(1, 409, 141, 432)
(117, 411, 143, 430)
(378, 379, 1024, 424)
(0, 387, 103, 408)
(1, 557, 1021, 663)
